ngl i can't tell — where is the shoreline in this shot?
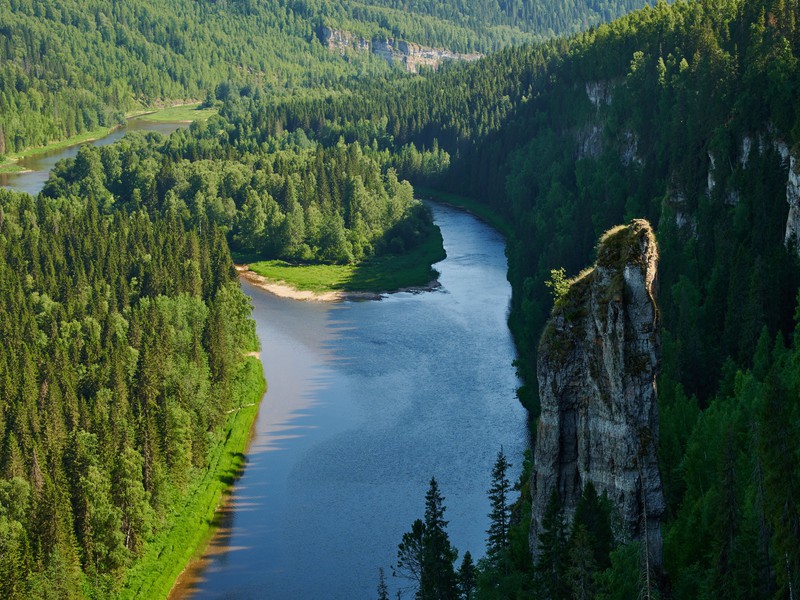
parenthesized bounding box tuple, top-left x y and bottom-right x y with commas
(0, 101, 206, 169)
(235, 264, 440, 302)
(119, 356, 266, 600)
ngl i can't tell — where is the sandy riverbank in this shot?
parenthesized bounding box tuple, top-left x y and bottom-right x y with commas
(235, 265, 380, 302)
(235, 265, 439, 302)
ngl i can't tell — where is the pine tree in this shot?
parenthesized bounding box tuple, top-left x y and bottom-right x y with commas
(457, 551, 476, 600)
(571, 481, 613, 570)
(420, 477, 459, 600)
(486, 447, 512, 572)
(535, 489, 569, 600)
(395, 478, 459, 600)
(378, 567, 390, 600)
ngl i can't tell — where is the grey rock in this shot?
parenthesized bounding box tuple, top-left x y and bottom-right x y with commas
(530, 220, 665, 568)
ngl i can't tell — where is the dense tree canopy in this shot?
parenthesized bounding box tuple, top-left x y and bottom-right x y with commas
(0, 187, 258, 595)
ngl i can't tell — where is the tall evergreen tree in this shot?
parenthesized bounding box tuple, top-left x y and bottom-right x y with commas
(535, 489, 569, 600)
(486, 447, 512, 572)
(420, 477, 459, 600)
(457, 552, 476, 600)
(378, 567, 390, 600)
(395, 478, 459, 600)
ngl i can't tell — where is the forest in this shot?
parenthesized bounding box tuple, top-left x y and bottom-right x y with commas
(39, 118, 445, 265)
(2, 0, 800, 596)
(0, 0, 656, 157)
(0, 187, 262, 596)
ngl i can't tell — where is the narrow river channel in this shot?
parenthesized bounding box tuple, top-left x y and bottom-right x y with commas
(173, 203, 529, 599)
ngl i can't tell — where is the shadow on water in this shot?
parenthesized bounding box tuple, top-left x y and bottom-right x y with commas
(218, 451, 248, 486)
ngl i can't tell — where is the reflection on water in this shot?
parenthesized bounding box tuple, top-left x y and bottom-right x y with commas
(173, 204, 529, 599)
(1, 119, 185, 196)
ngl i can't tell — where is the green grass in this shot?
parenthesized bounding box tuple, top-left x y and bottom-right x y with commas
(415, 186, 514, 239)
(118, 356, 266, 600)
(247, 225, 446, 294)
(0, 162, 27, 174)
(134, 103, 218, 122)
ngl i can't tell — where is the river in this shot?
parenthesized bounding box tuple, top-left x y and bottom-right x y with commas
(0, 119, 185, 196)
(2, 124, 529, 599)
(173, 203, 529, 599)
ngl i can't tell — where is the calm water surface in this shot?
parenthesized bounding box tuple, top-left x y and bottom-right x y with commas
(175, 203, 529, 599)
(0, 119, 184, 196)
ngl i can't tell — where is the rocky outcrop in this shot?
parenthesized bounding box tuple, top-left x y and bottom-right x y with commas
(620, 130, 642, 166)
(575, 124, 603, 159)
(585, 81, 613, 109)
(785, 154, 800, 251)
(319, 26, 481, 73)
(664, 185, 696, 235)
(319, 26, 369, 53)
(530, 220, 665, 567)
(707, 151, 717, 195)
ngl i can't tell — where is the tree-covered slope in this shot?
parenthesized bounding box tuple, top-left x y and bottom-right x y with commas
(0, 0, 661, 157)
(0, 188, 262, 597)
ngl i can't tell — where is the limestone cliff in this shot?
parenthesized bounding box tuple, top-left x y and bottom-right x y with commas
(319, 26, 481, 73)
(530, 219, 665, 566)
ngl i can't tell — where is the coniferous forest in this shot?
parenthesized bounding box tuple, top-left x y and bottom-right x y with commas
(2, 0, 800, 597)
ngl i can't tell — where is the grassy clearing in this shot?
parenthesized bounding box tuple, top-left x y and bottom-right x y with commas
(135, 103, 217, 122)
(247, 225, 446, 293)
(118, 356, 266, 600)
(416, 186, 514, 239)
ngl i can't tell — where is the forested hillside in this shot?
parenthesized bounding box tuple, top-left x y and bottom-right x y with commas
(244, 0, 800, 595)
(0, 0, 656, 157)
(0, 188, 261, 596)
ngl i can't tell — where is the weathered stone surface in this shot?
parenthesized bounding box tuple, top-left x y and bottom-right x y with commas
(620, 130, 642, 166)
(785, 154, 800, 252)
(575, 124, 603, 159)
(707, 151, 717, 195)
(319, 26, 481, 72)
(585, 81, 613, 109)
(530, 220, 665, 567)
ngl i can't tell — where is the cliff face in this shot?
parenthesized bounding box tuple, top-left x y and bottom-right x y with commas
(530, 219, 665, 566)
(319, 26, 481, 73)
(785, 154, 800, 250)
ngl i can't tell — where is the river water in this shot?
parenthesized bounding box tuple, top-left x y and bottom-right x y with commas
(0, 119, 184, 196)
(1, 124, 529, 599)
(174, 203, 529, 599)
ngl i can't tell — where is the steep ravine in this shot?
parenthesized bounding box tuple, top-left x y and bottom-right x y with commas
(530, 220, 665, 566)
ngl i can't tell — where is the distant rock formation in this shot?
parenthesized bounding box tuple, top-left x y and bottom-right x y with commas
(530, 220, 665, 567)
(318, 26, 481, 73)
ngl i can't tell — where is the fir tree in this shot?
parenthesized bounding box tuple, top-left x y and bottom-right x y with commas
(486, 447, 512, 572)
(457, 552, 476, 600)
(420, 477, 459, 600)
(535, 489, 569, 600)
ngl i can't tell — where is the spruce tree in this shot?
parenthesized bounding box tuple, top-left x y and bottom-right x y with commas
(420, 477, 459, 600)
(378, 567, 390, 600)
(457, 552, 476, 600)
(535, 489, 569, 600)
(486, 447, 512, 572)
